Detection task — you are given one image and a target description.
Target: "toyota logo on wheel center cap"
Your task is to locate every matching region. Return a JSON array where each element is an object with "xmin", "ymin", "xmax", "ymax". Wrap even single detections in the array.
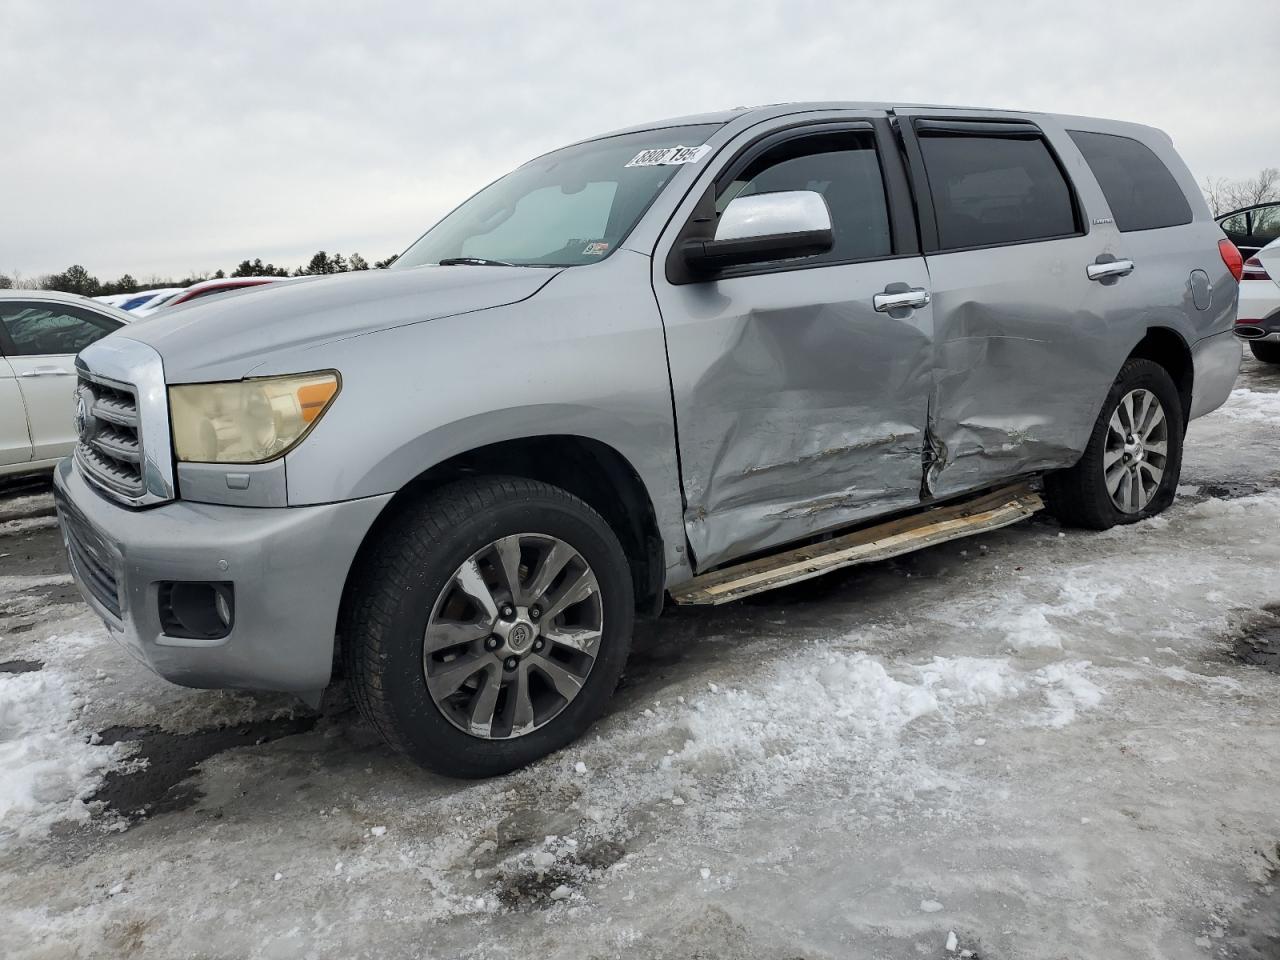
[{"xmin": 507, "ymin": 622, "xmax": 533, "ymax": 652}]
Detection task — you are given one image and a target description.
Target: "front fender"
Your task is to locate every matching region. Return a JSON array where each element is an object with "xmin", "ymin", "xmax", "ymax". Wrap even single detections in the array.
[{"xmin": 278, "ymin": 253, "xmax": 691, "ymax": 581}]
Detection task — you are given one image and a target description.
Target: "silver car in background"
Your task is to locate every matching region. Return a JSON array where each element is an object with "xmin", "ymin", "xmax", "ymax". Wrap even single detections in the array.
[{"xmin": 54, "ymin": 102, "xmax": 1240, "ymax": 776}]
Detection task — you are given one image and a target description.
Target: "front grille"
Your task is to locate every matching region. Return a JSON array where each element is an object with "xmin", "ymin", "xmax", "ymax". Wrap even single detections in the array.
[
  {"xmin": 75, "ymin": 375, "xmax": 144, "ymax": 499},
  {"xmin": 59, "ymin": 505, "xmax": 122, "ymax": 620}
]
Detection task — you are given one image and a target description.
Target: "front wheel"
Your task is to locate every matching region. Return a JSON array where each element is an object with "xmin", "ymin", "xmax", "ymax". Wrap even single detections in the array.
[
  {"xmin": 342, "ymin": 476, "xmax": 634, "ymax": 777},
  {"xmin": 1250, "ymin": 341, "xmax": 1280, "ymax": 365},
  {"xmin": 1044, "ymin": 358, "xmax": 1184, "ymax": 530}
]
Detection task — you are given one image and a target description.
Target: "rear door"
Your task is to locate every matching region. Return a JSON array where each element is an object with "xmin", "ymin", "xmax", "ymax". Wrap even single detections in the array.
[
  {"xmin": 653, "ymin": 114, "xmax": 934, "ymax": 568},
  {"xmin": 0, "ymin": 300, "xmax": 121, "ymax": 460},
  {"xmin": 896, "ymin": 111, "xmax": 1123, "ymax": 498},
  {"xmin": 0, "ymin": 355, "xmax": 33, "ymax": 467}
]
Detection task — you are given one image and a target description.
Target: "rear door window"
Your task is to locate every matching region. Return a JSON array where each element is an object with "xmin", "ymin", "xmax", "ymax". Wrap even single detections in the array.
[
  {"xmin": 916, "ymin": 129, "xmax": 1079, "ymax": 249},
  {"xmin": 1068, "ymin": 130, "xmax": 1192, "ymax": 232}
]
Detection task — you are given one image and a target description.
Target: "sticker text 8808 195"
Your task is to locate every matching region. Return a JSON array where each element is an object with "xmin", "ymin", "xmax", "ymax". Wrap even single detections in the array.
[{"xmin": 624, "ymin": 144, "xmax": 711, "ymax": 168}]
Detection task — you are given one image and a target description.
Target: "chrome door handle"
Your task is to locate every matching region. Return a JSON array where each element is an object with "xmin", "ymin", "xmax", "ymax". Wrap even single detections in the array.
[
  {"xmin": 1086, "ymin": 258, "xmax": 1135, "ymax": 281},
  {"xmin": 873, "ymin": 287, "xmax": 931, "ymax": 312},
  {"xmin": 19, "ymin": 368, "xmax": 73, "ymax": 377}
]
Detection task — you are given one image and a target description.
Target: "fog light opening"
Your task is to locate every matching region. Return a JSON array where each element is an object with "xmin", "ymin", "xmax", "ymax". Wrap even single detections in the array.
[{"xmin": 159, "ymin": 581, "xmax": 235, "ymax": 640}]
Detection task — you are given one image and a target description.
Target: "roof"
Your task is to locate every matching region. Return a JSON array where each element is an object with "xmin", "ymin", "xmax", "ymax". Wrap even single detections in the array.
[
  {"xmin": 590, "ymin": 100, "xmax": 1031, "ymax": 140},
  {"xmin": 1215, "ymin": 200, "xmax": 1280, "ymax": 222}
]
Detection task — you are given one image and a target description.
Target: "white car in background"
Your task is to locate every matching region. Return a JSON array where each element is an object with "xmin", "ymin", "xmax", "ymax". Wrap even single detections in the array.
[
  {"xmin": 1, "ymin": 290, "xmax": 129, "ymax": 477},
  {"xmin": 1235, "ymin": 237, "xmax": 1280, "ymax": 365},
  {"xmin": 122, "ymin": 288, "xmax": 185, "ymax": 316},
  {"xmin": 92, "ymin": 293, "xmax": 135, "ymax": 308}
]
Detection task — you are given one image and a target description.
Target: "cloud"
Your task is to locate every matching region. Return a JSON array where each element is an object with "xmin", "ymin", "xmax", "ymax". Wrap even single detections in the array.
[{"xmin": 2, "ymin": 0, "xmax": 1275, "ymax": 279}]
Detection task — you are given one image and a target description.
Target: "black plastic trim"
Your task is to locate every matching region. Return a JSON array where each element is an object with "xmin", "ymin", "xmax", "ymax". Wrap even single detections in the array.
[{"xmin": 681, "ymin": 229, "xmax": 834, "ymax": 274}]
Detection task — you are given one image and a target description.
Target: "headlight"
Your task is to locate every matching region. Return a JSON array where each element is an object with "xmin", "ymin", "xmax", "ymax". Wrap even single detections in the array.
[{"xmin": 169, "ymin": 371, "xmax": 340, "ymax": 463}]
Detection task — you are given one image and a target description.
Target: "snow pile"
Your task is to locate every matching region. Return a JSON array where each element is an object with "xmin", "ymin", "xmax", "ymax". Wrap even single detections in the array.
[
  {"xmin": 0, "ymin": 665, "xmax": 121, "ymax": 844},
  {"xmin": 1204, "ymin": 388, "xmax": 1280, "ymax": 424},
  {"xmin": 0, "ymin": 515, "xmax": 59, "ymax": 537},
  {"xmin": 674, "ymin": 650, "xmax": 1102, "ymax": 778}
]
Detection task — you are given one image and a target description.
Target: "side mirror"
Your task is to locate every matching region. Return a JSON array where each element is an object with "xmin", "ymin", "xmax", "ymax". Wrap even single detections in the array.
[{"xmin": 681, "ymin": 190, "xmax": 833, "ymax": 274}]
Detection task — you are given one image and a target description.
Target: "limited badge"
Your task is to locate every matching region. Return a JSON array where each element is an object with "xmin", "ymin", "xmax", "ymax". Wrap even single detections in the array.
[
  {"xmin": 582, "ymin": 241, "xmax": 609, "ymax": 256},
  {"xmin": 624, "ymin": 144, "xmax": 711, "ymax": 168}
]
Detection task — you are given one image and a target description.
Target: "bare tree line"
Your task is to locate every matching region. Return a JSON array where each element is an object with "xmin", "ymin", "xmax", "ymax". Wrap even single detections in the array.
[{"xmin": 1202, "ymin": 168, "xmax": 1279, "ymax": 217}]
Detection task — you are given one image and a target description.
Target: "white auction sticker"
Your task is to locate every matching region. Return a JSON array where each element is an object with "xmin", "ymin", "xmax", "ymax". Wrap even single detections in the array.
[{"xmin": 625, "ymin": 144, "xmax": 711, "ymax": 168}]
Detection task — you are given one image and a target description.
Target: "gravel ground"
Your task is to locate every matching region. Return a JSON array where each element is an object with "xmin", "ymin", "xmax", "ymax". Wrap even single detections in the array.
[{"xmin": 1, "ymin": 352, "xmax": 1278, "ymax": 960}]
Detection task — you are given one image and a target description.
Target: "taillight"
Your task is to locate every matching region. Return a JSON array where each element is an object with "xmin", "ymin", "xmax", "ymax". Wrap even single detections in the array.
[
  {"xmin": 1218, "ymin": 239, "xmax": 1239, "ymax": 280},
  {"xmin": 1242, "ymin": 256, "xmax": 1272, "ymax": 282},
  {"xmin": 1219, "ymin": 238, "xmax": 1244, "ymax": 281}
]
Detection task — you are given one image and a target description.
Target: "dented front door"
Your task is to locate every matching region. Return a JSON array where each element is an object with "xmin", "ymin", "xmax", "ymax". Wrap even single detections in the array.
[{"xmin": 657, "ymin": 258, "xmax": 933, "ymax": 569}]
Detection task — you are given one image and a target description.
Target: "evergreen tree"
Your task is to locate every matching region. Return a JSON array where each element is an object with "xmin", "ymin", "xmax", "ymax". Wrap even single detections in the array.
[{"xmin": 43, "ymin": 264, "xmax": 101, "ymax": 296}]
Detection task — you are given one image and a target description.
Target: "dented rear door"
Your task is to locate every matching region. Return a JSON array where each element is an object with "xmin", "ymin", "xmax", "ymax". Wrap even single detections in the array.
[
  {"xmin": 652, "ymin": 114, "xmax": 932, "ymax": 570},
  {"xmin": 896, "ymin": 110, "xmax": 1117, "ymax": 499}
]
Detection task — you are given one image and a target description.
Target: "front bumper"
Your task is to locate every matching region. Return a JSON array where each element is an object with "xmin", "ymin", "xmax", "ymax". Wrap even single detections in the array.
[{"xmin": 53, "ymin": 458, "xmax": 392, "ymax": 694}]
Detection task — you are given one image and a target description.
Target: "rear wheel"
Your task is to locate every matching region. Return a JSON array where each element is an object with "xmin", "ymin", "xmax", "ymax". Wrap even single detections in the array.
[
  {"xmin": 1249, "ymin": 341, "xmax": 1280, "ymax": 365},
  {"xmin": 1044, "ymin": 358, "xmax": 1184, "ymax": 530},
  {"xmin": 342, "ymin": 476, "xmax": 634, "ymax": 777}
]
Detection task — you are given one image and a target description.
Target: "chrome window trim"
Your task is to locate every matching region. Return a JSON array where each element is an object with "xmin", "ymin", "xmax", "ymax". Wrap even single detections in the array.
[{"xmin": 75, "ymin": 336, "xmax": 175, "ymax": 507}]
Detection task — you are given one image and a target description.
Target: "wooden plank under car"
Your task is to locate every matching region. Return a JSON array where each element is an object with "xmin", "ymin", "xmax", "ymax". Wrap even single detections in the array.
[{"xmin": 669, "ymin": 481, "xmax": 1044, "ymax": 605}]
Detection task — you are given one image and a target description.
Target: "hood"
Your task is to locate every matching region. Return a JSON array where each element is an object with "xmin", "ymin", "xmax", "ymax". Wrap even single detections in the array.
[{"xmin": 118, "ymin": 265, "xmax": 561, "ymax": 382}]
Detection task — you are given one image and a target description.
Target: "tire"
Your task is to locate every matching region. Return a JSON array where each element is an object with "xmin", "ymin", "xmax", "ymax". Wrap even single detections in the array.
[
  {"xmin": 342, "ymin": 476, "xmax": 634, "ymax": 778},
  {"xmin": 1249, "ymin": 341, "xmax": 1280, "ymax": 365},
  {"xmin": 1044, "ymin": 358, "xmax": 1184, "ymax": 530}
]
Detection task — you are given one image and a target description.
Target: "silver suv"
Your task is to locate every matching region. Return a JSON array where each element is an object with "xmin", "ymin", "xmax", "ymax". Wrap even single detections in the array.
[{"xmin": 55, "ymin": 102, "xmax": 1241, "ymax": 776}]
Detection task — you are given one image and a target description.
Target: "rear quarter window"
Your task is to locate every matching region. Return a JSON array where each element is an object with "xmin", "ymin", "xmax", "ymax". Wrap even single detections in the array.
[
  {"xmin": 1068, "ymin": 130, "xmax": 1192, "ymax": 232},
  {"xmin": 916, "ymin": 131, "xmax": 1079, "ymax": 250}
]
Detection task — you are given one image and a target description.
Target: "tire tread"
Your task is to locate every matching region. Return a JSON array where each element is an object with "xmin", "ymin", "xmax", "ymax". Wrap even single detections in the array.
[
  {"xmin": 340, "ymin": 475, "xmax": 628, "ymax": 774},
  {"xmin": 1044, "ymin": 357, "xmax": 1184, "ymax": 530}
]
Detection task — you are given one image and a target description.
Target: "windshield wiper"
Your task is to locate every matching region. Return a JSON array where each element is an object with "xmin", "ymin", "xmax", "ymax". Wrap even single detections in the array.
[{"xmin": 437, "ymin": 257, "xmax": 515, "ymax": 267}]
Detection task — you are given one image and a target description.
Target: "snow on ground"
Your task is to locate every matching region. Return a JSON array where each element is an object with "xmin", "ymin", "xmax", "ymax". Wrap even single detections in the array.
[
  {"xmin": 0, "ymin": 648, "xmax": 128, "ymax": 843},
  {"xmin": 0, "ymin": 353, "xmax": 1278, "ymax": 959}
]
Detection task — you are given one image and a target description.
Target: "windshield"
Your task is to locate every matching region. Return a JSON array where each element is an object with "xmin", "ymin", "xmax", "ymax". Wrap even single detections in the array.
[{"xmin": 394, "ymin": 124, "xmax": 721, "ymax": 269}]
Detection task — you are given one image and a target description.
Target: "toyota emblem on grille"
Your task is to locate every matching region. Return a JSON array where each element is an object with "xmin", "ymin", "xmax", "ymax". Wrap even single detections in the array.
[{"xmin": 74, "ymin": 390, "xmax": 94, "ymax": 443}]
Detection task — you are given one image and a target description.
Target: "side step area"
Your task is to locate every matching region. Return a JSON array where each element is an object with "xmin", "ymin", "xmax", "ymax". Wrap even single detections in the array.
[{"xmin": 670, "ymin": 482, "xmax": 1044, "ymax": 605}]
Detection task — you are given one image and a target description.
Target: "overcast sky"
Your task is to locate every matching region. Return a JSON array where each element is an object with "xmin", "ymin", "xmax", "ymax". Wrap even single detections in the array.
[{"xmin": 3, "ymin": 0, "xmax": 1278, "ymax": 282}]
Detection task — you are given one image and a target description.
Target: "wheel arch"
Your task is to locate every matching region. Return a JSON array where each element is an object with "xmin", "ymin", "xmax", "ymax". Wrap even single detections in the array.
[
  {"xmin": 337, "ymin": 434, "xmax": 667, "ymax": 661},
  {"xmin": 1126, "ymin": 326, "xmax": 1193, "ymax": 423}
]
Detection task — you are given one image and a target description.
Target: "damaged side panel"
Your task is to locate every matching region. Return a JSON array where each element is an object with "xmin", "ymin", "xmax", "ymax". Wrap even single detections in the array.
[
  {"xmin": 923, "ymin": 238, "xmax": 1123, "ymax": 498},
  {"xmin": 656, "ymin": 259, "xmax": 935, "ymax": 569}
]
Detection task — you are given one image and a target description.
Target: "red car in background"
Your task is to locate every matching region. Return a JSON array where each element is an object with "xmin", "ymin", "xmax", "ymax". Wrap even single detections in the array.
[{"xmin": 159, "ymin": 276, "xmax": 284, "ymax": 309}]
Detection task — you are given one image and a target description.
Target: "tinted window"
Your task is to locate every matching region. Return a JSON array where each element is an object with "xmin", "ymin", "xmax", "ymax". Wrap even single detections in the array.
[
  {"xmin": 717, "ymin": 130, "xmax": 892, "ymax": 265},
  {"xmin": 1251, "ymin": 203, "xmax": 1280, "ymax": 246},
  {"xmin": 0, "ymin": 302, "xmax": 119, "ymax": 356},
  {"xmin": 1068, "ymin": 131, "xmax": 1192, "ymax": 232},
  {"xmin": 1219, "ymin": 211, "xmax": 1251, "ymax": 246},
  {"xmin": 917, "ymin": 132, "xmax": 1077, "ymax": 249}
]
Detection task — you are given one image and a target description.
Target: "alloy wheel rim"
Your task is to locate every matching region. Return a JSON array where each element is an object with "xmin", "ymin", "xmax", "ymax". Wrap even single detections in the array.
[
  {"xmin": 1104, "ymin": 388, "xmax": 1169, "ymax": 514},
  {"xmin": 422, "ymin": 533, "xmax": 602, "ymax": 739}
]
